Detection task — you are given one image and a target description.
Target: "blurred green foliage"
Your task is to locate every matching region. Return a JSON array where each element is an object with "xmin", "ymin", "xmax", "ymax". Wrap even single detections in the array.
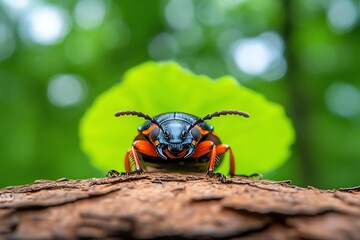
[
  {"xmin": 79, "ymin": 61, "xmax": 294, "ymax": 175},
  {"xmin": 1, "ymin": 0, "xmax": 360, "ymax": 189}
]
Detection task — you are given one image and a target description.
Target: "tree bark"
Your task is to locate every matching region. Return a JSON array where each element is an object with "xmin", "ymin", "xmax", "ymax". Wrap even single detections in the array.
[{"xmin": 0, "ymin": 173, "xmax": 359, "ymax": 239}]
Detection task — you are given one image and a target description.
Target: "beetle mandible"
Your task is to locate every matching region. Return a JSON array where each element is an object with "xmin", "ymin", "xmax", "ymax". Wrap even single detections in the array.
[{"xmin": 109, "ymin": 110, "xmax": 249, "ymax": 178}]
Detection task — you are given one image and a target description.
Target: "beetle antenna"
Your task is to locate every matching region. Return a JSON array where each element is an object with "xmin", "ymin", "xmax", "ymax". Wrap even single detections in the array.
[
  {"xmin": 114, "ymin": 110, "xmax": 165, "ymax": 132},
  {"xmin": 185, "ymin": 110, "xmax": 250, "ymax": 133}
]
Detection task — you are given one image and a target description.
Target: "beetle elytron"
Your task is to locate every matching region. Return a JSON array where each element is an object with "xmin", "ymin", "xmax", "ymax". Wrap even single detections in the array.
[{"xmin": 108, "ymin": 110, "xmax": 249, "ymax": 178}]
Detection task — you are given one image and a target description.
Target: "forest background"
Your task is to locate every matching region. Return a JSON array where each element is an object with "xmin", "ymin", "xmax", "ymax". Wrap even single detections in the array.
[{"xmin": 0, "ymin": 0, "xmax": 359, "ymax": 189}]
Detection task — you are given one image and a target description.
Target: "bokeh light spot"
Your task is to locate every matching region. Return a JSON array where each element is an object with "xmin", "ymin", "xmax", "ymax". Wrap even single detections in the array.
[
  {"xmin": 174, "ymin": 22, "xmax": 203, "ymax": 47},
  {"xmin": 148, "ymin": 32, "xmax": 178, "ymax": 60},
  {"xmin": 232, "ymin": 32, "xmax": 286, "ymax": 80},
  {"xmin": 260, "ymin": 32, "xmax": 284, "ymax": 52},
  {"xmin": 233, "ymin": 39, "xmax": 271, "ymax": 75},
  {"xmin": 19, "ymin": 5, "xmax": 71, "ymax": 45},
  {"xmin": 327, "ymin": 0, "xmax": 358, "ymax": 34},
  {"xmin": 74, "ymin": 0, "xmax": 106, "ymax": 30},
  {"xmin": 47, "ymin": 74, "xmax": 86, "ymax": 107},
  {"xmin": 0, "ymin": 21, "xmax": 15, "ymax": 61},
  {"xmin": 196, "ymin": 0, "xmax": 224, "ymax": 26},
  {"xmin": 262, "ymin": 57, "xmax": 287, "ymax": 81},
  {"xmin": 164, "ymin": 0, "xmax": 194, "ymax": 30},
  {"xmin": 1, "ymin": 0, "xmax": 32, "ymax": 12},
  {"xmin": 325, "ymin": 82, "xmax": 360, "ymax": 117}
]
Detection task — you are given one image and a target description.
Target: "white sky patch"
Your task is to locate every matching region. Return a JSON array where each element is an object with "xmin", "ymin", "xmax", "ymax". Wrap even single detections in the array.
[
  {"xmin": 19, "ymin": 4, "xmax": 71, "ymax": 45},
  {"xmin": 232, "ymin": 32, "xmax": 286, "ymax": 80},
  {"xmin": 233, "ymin": 39, "xmax": 273, "ymax": 75},
  {"xmin": 1, "ymin": 0, "xmax": 32, "ymax": 10}
]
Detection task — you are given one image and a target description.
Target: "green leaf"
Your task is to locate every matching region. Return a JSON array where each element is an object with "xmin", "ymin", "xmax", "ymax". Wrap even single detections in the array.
[{"xmin": 79, "ymin": 61, "xmax": 295, "ymax": 175}]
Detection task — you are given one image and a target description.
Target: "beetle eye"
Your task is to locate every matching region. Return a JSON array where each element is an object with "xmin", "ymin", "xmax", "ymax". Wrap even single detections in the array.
[
  {"xmin": 149, "ymin": 127, "xmax": 160, "ymax": 142},
  {"xmin": 164, "ymin": 131, "xmax": 170, "ymax": 139},
  {"xmin": 190, "ymin": 128, "xmax": 201, "ymax": 142},
  {"xmin": 181, "ymin": 131, "xmax": 187, "ymax": 139}
]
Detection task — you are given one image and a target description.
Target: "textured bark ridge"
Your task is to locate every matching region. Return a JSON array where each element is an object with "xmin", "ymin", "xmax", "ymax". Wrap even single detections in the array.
[{"xmin": 0, "ymin": 173, "xmax": 359, "ymax": 239}]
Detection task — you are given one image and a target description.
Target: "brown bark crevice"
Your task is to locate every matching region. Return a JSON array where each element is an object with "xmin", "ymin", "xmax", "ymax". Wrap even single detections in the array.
[{"xmin": 0, "ymin": 173, "xmax": 359, "ymax": 239}]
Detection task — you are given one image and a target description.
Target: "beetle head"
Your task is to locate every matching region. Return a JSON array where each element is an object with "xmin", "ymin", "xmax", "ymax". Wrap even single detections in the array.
[
  {"xmin": 115, "ymin": 111, "xmax": 200, "ymax": 160},
  {"xmin": 153, "ymin": 121, "xmax": 201, "ymax": 159},
  {"xmin": 115, "ymin": 110, "xmax": 250, "ymax": 160}
]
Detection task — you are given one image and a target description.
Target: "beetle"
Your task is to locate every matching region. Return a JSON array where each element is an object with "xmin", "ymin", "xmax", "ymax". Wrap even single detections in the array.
[{"xmin": 107, "ymin": 110, "xmax": 249, "ymax": 179}]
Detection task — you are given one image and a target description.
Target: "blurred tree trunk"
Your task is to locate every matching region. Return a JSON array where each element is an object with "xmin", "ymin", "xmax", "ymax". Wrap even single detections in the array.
[
  {"xmin": 282, "ymin": 0, "xmax": 315, "ymax": 185},
  {"xmin": 0, "ymin": 173, "xmax": 359, "ymax": 239}
]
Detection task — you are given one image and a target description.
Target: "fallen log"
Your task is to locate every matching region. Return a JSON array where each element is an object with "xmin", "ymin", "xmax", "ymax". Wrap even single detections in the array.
[{"xmin": 0, "ymin": 173, "xmax": 359, "ymax": 239}]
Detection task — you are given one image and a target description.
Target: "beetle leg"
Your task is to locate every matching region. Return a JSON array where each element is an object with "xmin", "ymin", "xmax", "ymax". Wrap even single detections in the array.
[
  {"xmin": 124, "ymin": 147, "xmax": 141, "ymax": 173},
  {"xmin": 206, "ymin": 171, "xmax": 227, "ymax": 182},
  {"xmin": 124, "ymin": 149, "xmax": 132, "ymax": 172},
  {"xmin": 128, "ymin": 140, "xmax": 159, "ymax": 172},
  {"xmin": 106, "ymin": 150, "xmax": 138, "ymax": 177},
  {"xmin": 215, "ymin": 144, "xmax": 235, "ymax": 177},
  {"xmin": 112, "ymin": 140, "xmax": 158, "ymax": 175},
  {"xmin": 191, "ymin": 141, "xmax": 215, "ymax": 157},
  {"xmin": 106, "ymin": 169, "xmax": 120, "ymax": 177},
  {"xmin": 191, "ymin": 140, "xmax": 217, "ymax": 172},
  {"xmin": 192, "ymin": 141, "xmax": 236, "ymax": 177}
]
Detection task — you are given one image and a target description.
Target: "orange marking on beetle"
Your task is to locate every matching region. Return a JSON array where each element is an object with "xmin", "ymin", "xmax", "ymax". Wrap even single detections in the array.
[
  {"xmin": 195, "ymin": 125, "xmax": 209, "ymax": 135},
  {"xmin": 141, "ymin": 125, "xmax": 157, "ymax": 135},
  {"xmin": 163, "ymin": 149, "xmax": 188, "ymax": 159}
]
